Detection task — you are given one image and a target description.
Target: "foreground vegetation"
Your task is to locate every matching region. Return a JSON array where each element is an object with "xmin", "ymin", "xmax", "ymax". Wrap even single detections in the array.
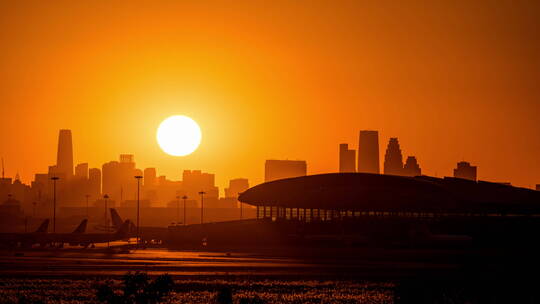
[{"xmin": 0, "ymin": 275, "xmax": 393, "ymax": 304}]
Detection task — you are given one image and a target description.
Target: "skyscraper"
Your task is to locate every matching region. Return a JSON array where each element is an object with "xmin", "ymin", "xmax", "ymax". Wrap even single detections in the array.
[
  {"xmin": 339, "ymin": 144, "xmax": 356, "ymax": 173},
  {"xmin": 454, "ymin": 161, "xmax": 477, "ymax": 181},
  {"xmin": 75, "ymin": 163, "xmax": 89, "ymax": 180},
  {"xmin": 56, "ymin": 129, "xmax": 74, "ymax": 179},
  {"xmin": 182, "ymin": 170, "xmax": 219, "ymax": 207},
  {"xmin": 384, "ymin": 138, "xmax": 404, "ymax": 175},
  {"xmin": 224, "ymin": 178, "xmax": 250, "ymax": 198},
  {"xmin": 357, "ymin": 130, "xmax": 379, "ymax": 174},
  {"xmin": 403, "ymin": 156, "xmax": 421, "ymax": 176},
  {"xmin": 144, "ymin": 168, "xmax": 157, "ymax": 188},
  {"xmin": 102, "ymin": 155, "xmax": 137, "ymax": 202},
  {"xmin": 88, "ymin": 168, "xmax": 101, "ymax": 197}
]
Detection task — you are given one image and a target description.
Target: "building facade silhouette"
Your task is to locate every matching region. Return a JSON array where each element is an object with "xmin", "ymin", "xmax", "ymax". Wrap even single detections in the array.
[
  {"xmin": 102, "ymin": 154, "xmax": 137, "ymax": 203},
  {"xmin": 144, "ymin": 168, "xmax": 157, "ymax": 188},
  {"xmin": 339, "ymin": 144, "xmax": 356, "ymax": 173},
  {"xmin": 75, "ymin": 163, "xmax": 88, "ymax": 180},
  {"xmin": 403, "ymin": 156, "xmax": 421, "ymax": 176},
  {"xmin": 88, "ymin": 168, "xmax": 101, "ymax": 198},
  {"xmin": 384, "ymin": 138, "xmax": 404, "ymax": 175},
  {"xmin": 182, "ymin": 170, "xmax": 219, "ymax": 206},
  {"xmin": 56, "ymin": 129, "xmax": 74, "ymax": 180},
  {"xmin": 453, "ymin": 161, "xmax": 477, "ymax": 181},
  {"xmin": 357, "ymin": 130, "xmax": 379, "ymax": 174},
  {"xmin": 225, "ymin": 178, "xmax": 249, "ymax": 198}
]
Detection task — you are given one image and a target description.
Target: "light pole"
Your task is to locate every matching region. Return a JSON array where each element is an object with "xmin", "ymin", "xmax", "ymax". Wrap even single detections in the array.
[
  {"xmin": 50, "ymin": 176, "xmax": 59, "ymax": 233},
  {"xmin": 103, "ymin": 194, "xmax": 109, "ymax": 247},
  {"xmin": 182, "ymin": 195, "xmax": 188, "ymax": 225},
  {"xmin": 175, "ymin": 195, "xmax": 181, "ymax": 224},
  {"xmin": 85, "ymin": 194, "xmax": 90, "ymax": 219},
  {"xmin": 135, "ymin": 175, "xmax": 143, "ymax": 246},
  {"xmin": 103, "ymin": 194, "xmax": 109, "ymax": 226},
  {"xmin": 240, "ymin": 201, "xmax": 243, "ymax": 220},
  {"xmin": 198, "ymin": 191, "xmax": 206, "ymax": 224}
]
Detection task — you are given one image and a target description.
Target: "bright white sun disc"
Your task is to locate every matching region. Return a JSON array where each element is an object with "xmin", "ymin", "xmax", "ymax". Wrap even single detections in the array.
[{"xmin": 157, "ymin": 115, "xmax": 201, "ymax": 156}]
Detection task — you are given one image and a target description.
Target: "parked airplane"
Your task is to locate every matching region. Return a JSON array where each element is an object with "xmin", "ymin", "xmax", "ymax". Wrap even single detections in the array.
[
  {"xmin": 93, "ymin": 208, "xmax": 134, "ymax": 232},
  {"xmin": 109, "ymin": 209, "xmax": 167, "ymax": 244},
  {"xmin": 0, "ymin": 219, "xmax": 81, "ymax": 248},
  {"xmin": 44, "ymin": 219, "xmax": 132, "ymax": 248},
  {"xmin": 0, "ymin": 219, "xmax": 49, "ymax": 247}
]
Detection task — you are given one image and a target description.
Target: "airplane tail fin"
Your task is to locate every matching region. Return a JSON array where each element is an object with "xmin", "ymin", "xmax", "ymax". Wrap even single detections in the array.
[
  {"xmin": 36, "ymin": 219, "xmax": 49, "ymax": 233},
  {"xmin": 115, "ymin": 220, "xmax": 132, "ymax": 237},
  {"xmin": 72, "ymin": 219, "xmax": 88, "ymax": 234},
  {"xmin": 110, "ymin": 208, "xmax": 124, "ymax": 229}
]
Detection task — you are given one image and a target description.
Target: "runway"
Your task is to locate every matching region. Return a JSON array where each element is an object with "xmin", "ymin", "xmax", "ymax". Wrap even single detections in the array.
[{"xmin": 0, "ymin": 246, "xmax": 461, "ymax": 279}]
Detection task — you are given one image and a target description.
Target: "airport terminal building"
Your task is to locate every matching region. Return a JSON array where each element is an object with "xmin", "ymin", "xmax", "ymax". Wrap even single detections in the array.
[
  {"xmin": 169, "ymin": 173, "xmax": 540, "ymax": 248},
  {"xmin": 238, "ymin": 173, "xmax": 540, "ymax": 221}
]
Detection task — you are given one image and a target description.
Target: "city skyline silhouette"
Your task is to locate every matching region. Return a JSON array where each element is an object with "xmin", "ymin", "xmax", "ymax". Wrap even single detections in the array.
[{"xmin": 1, "ymin": 2, "xmax": 539, "ymax": 190}]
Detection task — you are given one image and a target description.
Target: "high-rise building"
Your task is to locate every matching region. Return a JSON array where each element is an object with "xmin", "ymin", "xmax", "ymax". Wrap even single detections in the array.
[
  {"xmin": 102, "ymin": 155, "xmax": 137, "ymax": 202},
  {"xmin": 88, "ymin": 168, "xmax": 101, "ymax": 197},
  {"xmin": 339, "ymin": 144, "xmax": 356, "ymax": 173},
  {"xmin": 56, "ymin": 129, "xmax": 74, "ymax": 180},
  {"xmin": 75, "ymin": 163, "xmax": 89, "ymax": 180},
  {"xmin": 453, "ymin": 161, "xmax": 477, "ymax": 181},
  {"xmin": 144, "ymin": 168, "xmax": 157, "ymax": 188},
  {"xmin": 224, "ymin": 178, "xmax": 249, "ymax": 198},
  {"xmin": 182, "ymin": 170, "xmax": 219, "ymax": 207},
  {"xmin": 264, "ymin": 160, "xmax": 307, "ymax": 182},
  {"xmin": 357, "ymin": 130, "xmax": 379, "ymax": 174},
  {"xmin": 403, "ymin": 156, "xmax": 421, "ymax": 177},
  {"xmin": 384, "ymin": 138, "xmax": 404, "ymax": 175}
]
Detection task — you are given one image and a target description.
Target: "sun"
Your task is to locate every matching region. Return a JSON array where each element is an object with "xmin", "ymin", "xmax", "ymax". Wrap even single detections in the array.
[{"xmin": 156, "ymin": 115, "xmax": 202, "ymax": 156}]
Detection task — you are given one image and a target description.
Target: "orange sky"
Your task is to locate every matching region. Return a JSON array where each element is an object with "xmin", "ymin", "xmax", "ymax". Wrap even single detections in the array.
[{"xmin": 1, "ymin": 1, "xmax": 539, "ymax": 190}]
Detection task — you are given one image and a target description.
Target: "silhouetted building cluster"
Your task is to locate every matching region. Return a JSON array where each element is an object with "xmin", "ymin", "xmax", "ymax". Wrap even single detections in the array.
[
  {"xmin": 340, "ymin": 131, "xmax": 422, "ymax": 177},
  {"xmin": 0, "ymin": 130, "xmax": 103, "ymax": 216},
  {"xmin": 382, "ymin": 138, "xmax": 422, "ymax": 177},
  {"xmin": 2, "ymin": 127, "xmax": 531, "ymax": 226},
  {"xmin": 454, "ymin": 161, "xmax": 477, "ymax": 181},
  {"xmin": 0, "ymin": 129, "xmax": 251, "ymax": 222}
]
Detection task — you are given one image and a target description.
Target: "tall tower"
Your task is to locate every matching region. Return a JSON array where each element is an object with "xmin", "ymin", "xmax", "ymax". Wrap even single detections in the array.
[
  {"xmin": 56, "ymin": 129, "xmax": 74, "ymax": 179},
  {"xmin": 144, "ymin": 168, "xmax": 157, "ymax": 188},
  {"xmin": 339, "ymin": 144, "xmax": 356, "ymax": 173},
  {"xmin": 384, "ymin": 138, "xmax": 404, "ymax": 175},
  {"xmin": 453, "ymin": 161, "xmax": 477, "ymax": 181},
  {"xmin": 357, "ymin": 130, "xmax": 380, "ymax": 174},
  {"xmin": 403, "ymin": 156, "xmax": 421, "ymax": 176}
]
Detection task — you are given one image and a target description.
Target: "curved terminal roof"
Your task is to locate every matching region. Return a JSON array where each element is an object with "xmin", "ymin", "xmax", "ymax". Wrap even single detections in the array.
[{"xmin": 238, "ymin": 173, "xmax": 540, "ymax": 214}]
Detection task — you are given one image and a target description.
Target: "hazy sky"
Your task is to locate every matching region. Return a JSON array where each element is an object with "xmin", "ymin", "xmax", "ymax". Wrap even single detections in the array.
[{"xmin": 1, "ymin": 1, "xmax": 539, "ymax": 190}]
